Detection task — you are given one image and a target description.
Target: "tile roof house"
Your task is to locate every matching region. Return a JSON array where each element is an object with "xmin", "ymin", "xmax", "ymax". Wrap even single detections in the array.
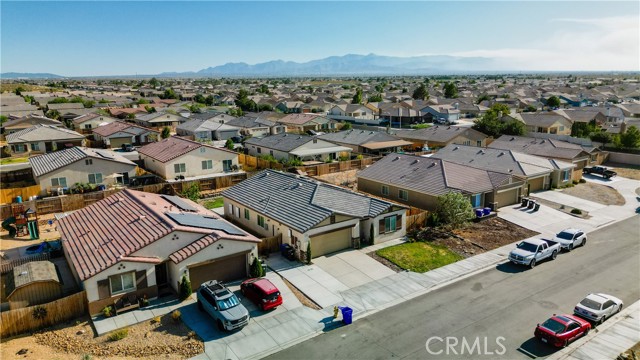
[
  {"xmin": 420, "ymin": 104, "xmax": 461, "ymax": 123},
  {"xmin": 93, "ymin": 121, "xmax": 159, "ymax": 148},
  {"xmin": 133, "ymin": 111, "xmax": 188, "ymax": 130},
  {"xmin": 138, "ymin": 136, "xmax": 240, "ymax": 180},
  {"xmin": 175, "ymin": 118, "xmax": 241, "ymax": 141},
  {"xmin": 432, "ymin": 144, "xmax": 575, "ymax": 194},
  {"xmin": 244, "ymin": 133, "xmax": 352, "ymax": 162},
  {"xmin": 318, "ymin": 129, "xmax": 412, "ymax": 155},
  {"xmin": 6, "ymin": 125, "xmax": 86, "ymax": 156},
  {"xmin": 391, "ymin": 126, "xmax": 489, "ymax": 150},
  {"xmin": 1, "ymin": 115, "xmax": 63, "ymax": 135},
  {"xmin": 488, "ymin": 135, "xmax": 592, "ymax": 182},
  {"xmin": 29, "ymin": 147, "xmax": 137, "ymax": 195},
  {"xmin": 506, "ymin": 113, "xmax": 572, "ymax": 135},
  {"xmin": 71, "ymin": 113, "xmax": 119, "ymax": 134},
  {"xmin": 275, "ymin": 113, "xmax": 338, "ymax": 133},
  {"xmin": 357, "ymin": 153, "xmax": 526, "ymax": 211},
  {"xmin": 328, "ymin": 104, "xmax": 377, "ymax": 124},
  {"xmin": 58, "ymin": 189, "xmax": 260, "ymax": 315},
  {"xmin": 225, "ymin": 115, "xmax": 286, "ymax": 138},
  {"xmin": 222, "ymin": 170, "xmax": 407, "ymax": 258}
]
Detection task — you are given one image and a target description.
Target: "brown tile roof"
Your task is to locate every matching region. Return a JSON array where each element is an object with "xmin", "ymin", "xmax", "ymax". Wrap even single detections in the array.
[
  {"xmin": 58, "ymin": 189, "xmax": 259, "ymax": 281},
  {"xmin": 92, "ymin": 121, "xmax": 158, "ymax": 137},
  {"xmin": 137, "ymin": 136, "xmax": 235, "ymax": 163},
  {"xmin": 278, "ymin": 113, "xmax": 323, "ymax": 125}
]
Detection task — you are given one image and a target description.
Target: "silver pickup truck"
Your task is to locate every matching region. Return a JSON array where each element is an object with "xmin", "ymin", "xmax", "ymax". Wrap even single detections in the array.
[{"xmin": 509, "ymin": 238, "xmax": 560, "ymax": 268}]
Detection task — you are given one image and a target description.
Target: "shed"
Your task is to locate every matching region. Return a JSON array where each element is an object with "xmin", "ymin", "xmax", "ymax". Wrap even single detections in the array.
[{"xmin": 5, "ymin": 261, "xmax": 62, "ymax": 309}]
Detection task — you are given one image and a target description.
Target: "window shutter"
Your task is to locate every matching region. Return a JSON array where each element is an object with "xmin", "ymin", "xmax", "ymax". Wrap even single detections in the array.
[
  {"xmin": 379, "ymin": 219, "xmax": 385, "ymax": 234},
  {"xmin": 136, "ymin": 270, "xmax": 147, "ymax": 289},
  {"xmin": 97, "ymin": 279, "xmax": 110, "ymax": 299}
]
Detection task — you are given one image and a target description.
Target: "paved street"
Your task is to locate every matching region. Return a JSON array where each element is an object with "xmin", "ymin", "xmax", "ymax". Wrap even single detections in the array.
[{"xmin": 266, "ymin": 215, "xmax": 640, "ymax": 360}]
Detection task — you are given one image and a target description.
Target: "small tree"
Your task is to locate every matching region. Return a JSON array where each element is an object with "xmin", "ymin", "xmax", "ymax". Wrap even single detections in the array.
[
  {"xmin": 161, "ymin": 126, "xmax": 171, "ymax": 139},
  {"xmin": 182, "ymin": 183, "xmax": 200, "ymax": 201},
  {"xmin": 351, "ymin": 87, "xmax": 363, "ymax": 104},
  {"xmin": 225, "ymin": 138, "xmax": 235, "ymax": 150},
  {"xmin": 341, "ymin": 121, "xmax": 352, "ymax": 130},
  {"xmin": 369, "ymin": 223, "xmax": 374, "ymax": 245},
  {"xmin": 179, "ymin": 275, "xmax": 192, "ymax": 301},
  {"xmin": 250, "ymin": 257, "xmax": 265, "ymax": 278},
  {"xmin": 443, "ymin": 82, "xmax": 458, "ymax": 99},
  {"xmin": 435, "ymin": 192, "xmax": 474, "ymax": 230},
  {"xmin": 306, "ymin": 241, "xmax": 312, "ymax": 264},
  {"xmin": 412, "ymin": 83, "xmax": 429, "ymax": 101},
  {"xmin": 618, "ymin": 125, "xmax": 640, "ymax": 149},
  {"xmin": 546, "ymin": 96, "xmax": 561, "ymax": 108}
]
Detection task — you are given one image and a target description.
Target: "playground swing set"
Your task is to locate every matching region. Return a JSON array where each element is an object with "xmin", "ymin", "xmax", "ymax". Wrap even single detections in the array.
[{"xmin": 2, "ymin": 203, "xmax": 39, "ymax": 239}]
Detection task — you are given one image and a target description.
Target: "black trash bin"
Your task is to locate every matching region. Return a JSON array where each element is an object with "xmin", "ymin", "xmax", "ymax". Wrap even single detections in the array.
[
  {"xmin": 521, "ymin": 198, "xmax": 529, "ymax": 207},
  {"xmin": 340, "ymin": 306, "xmax": 353, "ymax": 325}
]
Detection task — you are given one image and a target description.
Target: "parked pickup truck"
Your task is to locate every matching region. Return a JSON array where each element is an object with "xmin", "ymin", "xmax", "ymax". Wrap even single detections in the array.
[
  {"xmin": 509, "ymin": 238, "xmax": 560, "ymax": 268},
  {"xmin": 583, "ymin": 166, "xmax": 616, "ymax": 179}
]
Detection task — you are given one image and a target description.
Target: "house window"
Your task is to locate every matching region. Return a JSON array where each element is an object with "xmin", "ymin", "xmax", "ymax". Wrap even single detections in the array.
[
  {"xmin": 559, "ymin": 126, "xmax": 565, "ymax": 131},
  {"xmin": 85, "ymin": 159, "xmax": 93, "ymax": 165},
  {"xmin": 200, "ymin": 147, "xmax": 206, "ymax": 153},
  {"xmin": 270, "ymin": 150, "xmax": 274, "ymax": 156},
  {"xmin": 562, "ymin": 169, "xmax": 570, "ymax": 182},
  {"xmin": 463, "ymin": 140, "xmax": 471, "ymax": 146},
  {"xmin": 11, "ymin": 144, "xmax": 26, "ymax": 153},
  {"xmin": 471, "ymin": 194, "xmax": 482, "ymax": 208},
  {"xmin": 201, "ymin": 160, "xmax": 213, "ymax": 170},
  {"xmin": 31, "ymin": 143, "xmax": 40, "ymax": 151},
  {"xmin": 244, "ymin": 209, "xmax": 250, "ymax": 220},
  {"xmin": 257, "ymin": 147, "xmax": 262, "ymax": 154},
  {"xmin": 590, "ymin": 154, "xmax": 598, "ymax": 162},
  {"xmin": 109, "ymin": 272, "xmax": 136, "ymax": 295},
  {"xmin": 477, "ymin": 140, "xmax": 482, "ymax": 147},
  {"xmin": 379, "ymin": 214, "xmax": 402, "ymax": 234},
  {"xmin": 330, "ymin": 215, "xmax": 336, "ymax": 224},
  {"xmin": 382, "ymin": 185, "xmax": 389, "ymax": 196},
  {"xmin": 223, "ymin": 159, "xmax": 232, "ymax": 172},
  {"xmin": 257, "ymin": 215, "xmax": 267, "ymax": 230},
  {"xmin": 51, "ymin": 177, "xmax": 67, "ymax": 187},
  {"xmin": 84, "ymin": 124, "xmax": 92, "ymax": 129},
  {"xmin": 398, "ymin": 189, "xmax": 408, "ymax": 201},
  {"xmin": 88, "ymin": 173, "xmax": 103, "ymax": 184},
  {"xmin": 174, "ymin": 163, "xmax": 186, "ymax": 173}
]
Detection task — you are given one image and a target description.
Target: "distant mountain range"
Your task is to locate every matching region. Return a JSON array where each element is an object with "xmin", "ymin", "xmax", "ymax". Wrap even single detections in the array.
[{"xmin": 2, "ymin": 53, "xmax": 508, "ymax": 79}]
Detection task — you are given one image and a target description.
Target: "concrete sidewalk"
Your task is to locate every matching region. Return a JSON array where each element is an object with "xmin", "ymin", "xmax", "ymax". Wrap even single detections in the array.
[{"xmin": 549, "ymin": 300, "xmax": 640, "ymax": 360}]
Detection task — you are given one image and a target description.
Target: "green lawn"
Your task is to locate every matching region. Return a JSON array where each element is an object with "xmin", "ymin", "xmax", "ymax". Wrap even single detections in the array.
[
  {"xmin": 203, "ymin": 198, "xmax": 224, "ymax": 209},
  {"xmin": 376, "ymin": 242, "xmax": 463, "ymax": 273},
  {"xmin": 0, "ymin": 157, "xmax": 29, "ymax": 165},
  {"xmin": 411, "ymin": 123, "xmax": 432, "ymax": 129}
]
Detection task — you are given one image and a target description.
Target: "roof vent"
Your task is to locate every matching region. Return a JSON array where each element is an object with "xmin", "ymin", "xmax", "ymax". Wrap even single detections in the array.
[
  {"xmin": 499, "ymin": 152, "xmax": 505, "ymax": 156},
  {"xmin": 510, "ymin": 137, "xmax": 515, "ymax": 141},
  {"xmin": 394, "ymin": 156, "xmax": 401, "ymax": 161},
  {"xmin": 138, "ymin": 215, "xmax": 146, "ymax": 221},
  {"xmin": 429, "ymin": 162, "xmax": 438, "ymax": 168},
  {"xmin": 454, "ymin": 146, "xmax": 459, "ymax": 150},
  {"xmin": 412, "ymin": 159, "xmax": 420, "ymax": 165}
]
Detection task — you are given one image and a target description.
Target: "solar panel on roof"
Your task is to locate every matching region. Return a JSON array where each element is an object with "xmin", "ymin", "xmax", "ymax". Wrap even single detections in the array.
[
  {"xmin": 166, "ymin": 213, "xmax": 247, "ymax": 236},
  {"xmin": 161, "ymin": 195, "xmax": 198, "ymax": 212}
]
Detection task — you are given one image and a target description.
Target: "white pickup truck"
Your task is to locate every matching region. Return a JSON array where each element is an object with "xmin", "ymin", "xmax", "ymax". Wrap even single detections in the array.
[{"xmin": 508, "ymin": 238, "xmax": 560, "ymax": 268}]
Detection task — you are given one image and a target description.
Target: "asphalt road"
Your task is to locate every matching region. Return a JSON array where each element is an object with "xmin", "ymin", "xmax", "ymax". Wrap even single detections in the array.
[{"xmin": 266, "ymin": 216, "xmax": 640, "ymax": 360}]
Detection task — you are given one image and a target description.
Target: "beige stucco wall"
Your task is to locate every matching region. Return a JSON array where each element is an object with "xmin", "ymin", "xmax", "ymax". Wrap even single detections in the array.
[
  {"xmin": 357, "ymin": 177, "xmax": 438, "ymax": 211},
  {"xmin": 141, "ymin": 146, "xmax": 238, "ymax": 180},
  {"xmin": 76, "ymin": 116, "xmax": 117, "ymax": 131},
  {"xmin": 36, "ymin": 158, "xmax": 136, "ymax": 194}
]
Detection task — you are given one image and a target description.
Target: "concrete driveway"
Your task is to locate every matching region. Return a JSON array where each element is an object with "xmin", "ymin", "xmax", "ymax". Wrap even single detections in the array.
[{"xmin": 183, "ymin": 271, "xmax": 338, "ymax": 360}]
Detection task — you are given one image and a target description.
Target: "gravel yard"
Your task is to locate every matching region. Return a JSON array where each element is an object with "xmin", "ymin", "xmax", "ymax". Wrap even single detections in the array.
[
  {"xmin": 1, "ymin": 314, "xmax": 203, "ymax": 360},
  {"xmin": 605, "ymin": 162, "xmax": 640, "ymax": 181},
  {"xmin": 314, "ymin": 170, "xmax": 359, "ymax": 190},
  {"xmin": 560, "ymin": 182, "xmax": 625, "ymax": 206}
]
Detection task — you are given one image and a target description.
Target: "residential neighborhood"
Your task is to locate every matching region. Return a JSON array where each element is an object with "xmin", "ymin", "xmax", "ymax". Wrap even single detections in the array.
[{"xmin": 1, "ymin": 1, "xmax": 639, "ymax": 360}]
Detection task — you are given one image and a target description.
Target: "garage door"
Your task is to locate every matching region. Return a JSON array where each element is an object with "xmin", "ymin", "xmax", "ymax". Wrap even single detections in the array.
[
  {"xmin": 188, "ymin": 253, "xmax": 247, "ymax": 289},
  {"xmin": 310, "ymin": 227, "xmax": 352, "ymax": 258},
  {"xmin": 527, "ymin": 176, "xmax": 545, "ymax": 193},
  {"xmin": 494, "ymin": 188, "xmax": 519, "ymax": 208},
  {"xmin": 109, "ymin": 137, "xmax": 130, "ymax": 149}
]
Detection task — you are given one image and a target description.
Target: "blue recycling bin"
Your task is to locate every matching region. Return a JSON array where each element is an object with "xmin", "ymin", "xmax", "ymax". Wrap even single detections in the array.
[
  {"xmin": 475, "ymin": 209, "xmax": 483, "ymax": 218},
  {"xmin": 340, "ymin": 306, "xmax": 353, "ymax": 325},
  {"xmin": 483, "ymin": 207, "xmax": 491, "ymax": 216}
]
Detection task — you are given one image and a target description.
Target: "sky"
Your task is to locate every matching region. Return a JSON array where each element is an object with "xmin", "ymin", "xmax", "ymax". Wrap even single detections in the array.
[{"xmin": 1, "ymin": 1, "xmax": 639, "ymax": 76}]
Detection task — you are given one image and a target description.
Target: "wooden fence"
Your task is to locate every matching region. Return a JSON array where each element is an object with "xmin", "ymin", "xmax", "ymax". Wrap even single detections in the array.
[
  {"xmin": 406, "ymin": 211, "xmax": 429, "ymax": 231},
  {"xmin": 0, "ymin": 185, "xmax": 41, "ymax": 204},
  {"xmin": 238, "ymin": 154, "xmax": 381, "ymax": 176},
  {"xmin": 258, "ymin": 234, "xmax": 283, "ymax": 255},
  {"xmin": 0, "ymin": 291, "xmax": 87, "ymax": 338},
  {"xmin": 0, "ymin": 253, "xmax": 50, "ymax": 274}
]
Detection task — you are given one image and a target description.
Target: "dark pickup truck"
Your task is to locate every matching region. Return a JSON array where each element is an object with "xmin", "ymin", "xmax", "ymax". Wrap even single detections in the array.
[{"xmin": 583, "ymin": 166, "xmax": 617, "ymax": 179}]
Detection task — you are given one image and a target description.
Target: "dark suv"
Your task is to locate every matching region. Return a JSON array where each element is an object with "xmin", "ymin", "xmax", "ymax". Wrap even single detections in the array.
[{"xmin": 197, "ymin": 280, "xmax": 250, "ymax": 331}]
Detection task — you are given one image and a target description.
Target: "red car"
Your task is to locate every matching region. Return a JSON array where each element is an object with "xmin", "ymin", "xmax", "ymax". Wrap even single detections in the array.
[
  {"xmin": 240, "ymin": 278, "xmax": 283, "ymax": 311},
  {"xmin": 534, "ymin": 314, "xmax": 591, "ymax": 347}
]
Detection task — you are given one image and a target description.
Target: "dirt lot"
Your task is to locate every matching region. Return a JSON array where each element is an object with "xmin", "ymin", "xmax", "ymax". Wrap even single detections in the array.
[
  {"xmin": 314, "ymin": 170, "xmax": 358, "ymax": 190},
  {"xmin": 1, "ymin": 213, "xmax": 61, "ymax": 251},
  {"xmin": 605, "ymin": 162, "xmax": 640, "ymax": 180},
  {"xmin": 1, "ymin": 314, "xmax": 203, "ymax": 360},
  {"xmin": 411, "ymin": 217, "xmax": 539, "ymax": 258},
  {"xmin": 559, "ymin": 182, "xmax": 625, "ymax": 206}
]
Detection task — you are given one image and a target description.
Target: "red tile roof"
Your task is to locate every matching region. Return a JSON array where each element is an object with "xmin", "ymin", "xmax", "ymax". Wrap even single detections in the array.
[
  {"xmin": 278, "ymin": 113, "xmax": 323, "ymax": 125},
  {"xmin": 137, "ymin": 136, "xmax": 235, "ymax": 163},
  {"xmin": 58, "ymin": 189, "xmax": 259, "ymax": 281}
]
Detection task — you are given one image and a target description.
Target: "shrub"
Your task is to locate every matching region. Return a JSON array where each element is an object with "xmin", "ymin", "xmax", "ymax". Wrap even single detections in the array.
[
  {"xmin": 152, "ymin": 316, "xmax": 161, "ymax": 324},
  {"xmin": 426, "ymin": 212, "xmax": 440, "ymax": 227},
  {"xmin": 435, "ymin": 192, "xmax": 474, "ymax": 230},
  {"xmin": 102, "ymin": 306, "xmax": 113, "ymax": 318},
  {"xmin": 306, "ymin": 241, "xmax": 312, "ymax": 264},
  {"xmin": 108, "ymin": 328, "xmax": 128, "ymax": 341},
  {"xmin": 81, "ymin": 354, "xmax": 93, "ymax": 360},
  {"xmin": 356, "ymin": 154, "xmax": 363, "ymax": 160},
  {"xmin": 250, "ymin": 257, "xmax": 265, "ymax": 278},
  {"xmin": 573, "ymin": 180, "xmax": 579, "ymax": 185},
  {"xmin": 579, "ymin": 178, "xmax": 586, "ymax": 183},
  {"xmin": 179, "ymin": 275, "xmax": 192, "ymax": 301},
  {"xmin": 32, "ymin": 306, "xmax": 47, "ymax": 320},
  {"xmin": 172, "ymin": 310, "xmax": 181, "ymax": 323},
  {"xmin": 571, "ymin": 208, "xmax": 583, "ymax": 215}
]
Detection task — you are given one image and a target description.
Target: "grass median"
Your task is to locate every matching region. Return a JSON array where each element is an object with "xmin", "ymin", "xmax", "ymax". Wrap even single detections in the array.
[{"xmin": 376, "ymin": 242, "xmax": 463, "ymax": 273}]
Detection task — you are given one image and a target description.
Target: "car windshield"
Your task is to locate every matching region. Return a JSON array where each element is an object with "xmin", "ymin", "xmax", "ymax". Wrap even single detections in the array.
[
  {"xmin": 580, "ymin": 298, "xmax": 602, "ymax": 310},
  {"xmin": 216, "ymin": 295, "xmax": 240, "ymax": 310},
  {"xmin": 541, "ymin": 318, "xmax": 566, "ymax": 333},
  {"xmin": 556, "ymin": 232, "xmax": 574, "ymax": 240},
  {"xmin": 517, "ymin": 242, "xmax": 538, "ymax": 252}
]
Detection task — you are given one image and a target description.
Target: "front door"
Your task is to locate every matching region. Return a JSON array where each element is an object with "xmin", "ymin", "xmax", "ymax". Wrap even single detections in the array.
[{"xmin": 155, "ymin": 262, "xmax": 168, "ymax": 288}]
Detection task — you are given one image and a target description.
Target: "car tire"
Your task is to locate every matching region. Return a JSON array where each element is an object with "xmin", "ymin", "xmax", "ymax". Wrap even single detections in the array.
[
  {"xmin": 197, "ymin": 300, "xmax": 203, "ymax": 312},
  {"xmin": 530, "ymin": 259, "xmax": 536, "ymax": 269},
  {"xmin": 582, "ymin": 238, "xmax": 587, "ymax": 247},
  {"xmin": 583, "ymin": 328, "xmax": 590, "ymax": 337},
  {"xmin": 617, "ymin": 304, "xmax": 623, "ymax": 313},
  {"xmin": 260, "ymin": 303, "xmax": 265, "ymax": 311},
  {"xmin": 568, "ymin": 243, "xmax": 573, "ymax": 252},
  {"xmin": 551, "ymin": 250, "xmax": 558, "ymax": 260},
  {"xmin": 563, "ymin": 339, "xmax": 569, "ymax": 347},
  {"xmin": 599, "ymin": 315, "xmax": 606, "ymax": 325},
  {"xmin": 217, "ymin": 320, "xmax": 225, "ymax": 331}
]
